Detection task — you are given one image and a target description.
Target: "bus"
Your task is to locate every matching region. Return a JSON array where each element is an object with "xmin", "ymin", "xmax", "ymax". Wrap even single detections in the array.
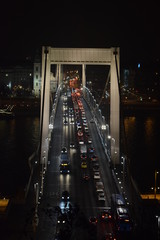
[{"xmin": 111, "ymin": 193, "xmax": 132, "ymax": 232}]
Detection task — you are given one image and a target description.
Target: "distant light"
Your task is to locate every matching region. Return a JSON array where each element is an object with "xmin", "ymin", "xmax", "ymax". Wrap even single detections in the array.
[{"xmin": 138, "ymin": 63, "xmax": 141, "ymax": 68}]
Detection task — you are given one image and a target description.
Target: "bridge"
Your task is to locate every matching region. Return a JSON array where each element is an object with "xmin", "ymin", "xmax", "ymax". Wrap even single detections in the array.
[{"xmin": 25, "ymin": 47, "xmax": 152, "ymax": 240}]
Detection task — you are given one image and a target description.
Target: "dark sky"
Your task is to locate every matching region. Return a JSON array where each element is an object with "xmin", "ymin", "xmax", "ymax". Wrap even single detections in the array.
[{"xmin": 0, "ymin": 0, "xmax": 159, "ymax": 67}]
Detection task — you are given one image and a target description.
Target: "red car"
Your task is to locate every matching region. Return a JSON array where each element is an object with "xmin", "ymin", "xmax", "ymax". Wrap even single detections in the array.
[
  {"xmin": 82, "ymin": 173, "xmax": 90, "ymax": 181},
  {"xmin": 80, "ymin": 153, "xmax": 87, "ymax": 160},
  {"xmin": 100, "ymin": 209, "xmax": 112, "ymax": 221}
]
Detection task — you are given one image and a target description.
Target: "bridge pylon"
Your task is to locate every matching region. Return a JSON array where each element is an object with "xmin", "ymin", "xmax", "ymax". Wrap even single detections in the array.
[{"xmin": 40, "ymin": 46, "xmax": 121, "ymax": 169}]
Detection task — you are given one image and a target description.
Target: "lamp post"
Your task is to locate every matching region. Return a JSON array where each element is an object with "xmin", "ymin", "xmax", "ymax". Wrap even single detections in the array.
[
  {"xmin": 154, "ymin": 170, "xmax": 159, "ymax": 199},
  {"xmin": 107, "ymin": 135, "xmax": 111, "ymax": 158},
  {"xmin": 121, "ymin": 156, "xmax": 126, "ymax": 190},
  {"xmin": 111, "ymin": 137, "xmax": 116, "ymax": 169},
  {"xmin": 101, "ymin": 123, "xmax": 106, "ymax": 145}
]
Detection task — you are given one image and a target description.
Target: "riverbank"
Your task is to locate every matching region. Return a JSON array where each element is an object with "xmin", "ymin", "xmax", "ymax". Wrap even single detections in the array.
[
  {"xmin": 122, "ymin": 102, "xmax": 160, "ymax": 116},
  {"xmin": 0, "ymin": 97, "xmax": 40, "ymax": 116},
  {"xmin": 1, "ymin": 96, "xmax": 160, "ymax": 117}
]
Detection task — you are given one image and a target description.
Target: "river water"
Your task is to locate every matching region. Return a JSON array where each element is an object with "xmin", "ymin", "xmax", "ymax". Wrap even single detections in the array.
[
  {"xmin": 0, "ymin": 116, "xmax": 40, "ymax": 197},
  {"xmin": 0, "ymin": 109, "xmax": 160, "ymax": 198},
  {"xmin": 124, "ymin": 111, "xmax": 160, "ymax": 194}
]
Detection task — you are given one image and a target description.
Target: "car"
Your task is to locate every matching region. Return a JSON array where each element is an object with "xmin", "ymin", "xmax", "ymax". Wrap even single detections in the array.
[
  {"xmin": 97, "ymin": 191, "xmax": 105, "ymax": 202},
  {"xmin": 100, "ymin": 208, "xmax": 112, "ymax": 221},
  {"xmin": 80, "ymin": 144, "xmax": 87, "ymax": 154},
  {"xmin": 88, "ymin": 147, "xmax": 95, "ymax": 154},
  {"xmin": 89, "ymin": 216, "xmax": 98, "ymax": 225},
  {"xmin": 80, "ymin": 153, "xmax": 87, "ymax": 160},
  {"xmin": 76, "ymin": 120, "xmax": 81, "ymax": 126},
  {"xmin": 81, "ymin": 161, "xmax": 87, "ymax": 168},
  {"xmin": 77, "ymin": 130, "xmax": 83, "ymax": 137},
  {"xmin": 60, "ymin": 164, "xmax": 70, "ymax": 174},
  {"xmin": 61, "ymin": 190, "xmax": 70, "ymax": 201},
  {"xmin": 78, "ymin": 137, "xmax": 84, "ymax": 145},
  {"xmin": 90, "ymin": 119, "xmax": 95, "ymax": 123},
  {"xmin": 82, "ymin": 173, "xmax": 90, "ymax": 181},
  {"xmin": 63, "ymin": 112, "xmax": 68, "ymax": 117},
  {"xmin": 63, "ymin": 119, "xmax": 68, "ymax": 125},
  {"xmin": 93, "ymin": 171, "xmax": 101, "ymax": 180},
  {"xmin": 61, "ymin": 147, "xmax": 67, "ymax": 154},
  {"xmin": 82, "ymin": 122, "xmax": 88, "ymax": 127},
  {"xmin": 92, "ymin": 163, "xmax": 100, "ymax": 171},
  {"xmin": 87, "ymin": 137, "xmax": 92, "ymax": 144},
  {"xmin": 84, "ymin": 128, "xmax": 89, "ymax": 134},
  {"xmin": 70, "ymin": 142, "xmax": 75, "ymax": 148},
  {"xmin": 90, "ymin": 154, "xmax": 98, "ymax": 161},
  {"xmin": 63, "ymin": 105, "xmax": 68, "ymax": 111},
  {"xmin": 82, "ymin": 116, "xmax": 86, "ymax": 121},
  {"xmin": 77, "ymin": 124, "xmax": 82, "ymax": 130},
  {"xmin": 96, "ymin": 181, "xmax": 104, "ymax": 192},
  {"xmin": 57, "ymin": 214, "xmax": 67, "ymax": 224},
  {"xmin": 70, "ymin": 119, "xmax": 74, "ymax": 125}
]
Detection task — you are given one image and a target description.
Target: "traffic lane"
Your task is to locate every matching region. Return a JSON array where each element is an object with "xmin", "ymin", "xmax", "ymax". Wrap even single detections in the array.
[
  {"xmin": 37, "ymin": 94, "xmax": 109, "ymax": 239},
  {"xmin": 36, "ymin": 95, "xmax": 65, "ymax": 239},
  {"xmin": 91, "ymin": 132, "xmax": 117, "ymax": 204},
  {"xmin": 70, "ymin": 147, "xmax": 98, "ymax": 217},
  {"xmin": 83, "ymin": 98, "xmax": 118, "ymax": 203}
]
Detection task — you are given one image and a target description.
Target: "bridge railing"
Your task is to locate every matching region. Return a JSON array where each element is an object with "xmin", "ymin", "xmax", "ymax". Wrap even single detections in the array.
[
  {"xmin": 83, "ymin": 86, "xmax": 111, "ymax": 160},
  {"xmin": 82, "ymin": 86, "xmax": 141, "ymax": 212}
]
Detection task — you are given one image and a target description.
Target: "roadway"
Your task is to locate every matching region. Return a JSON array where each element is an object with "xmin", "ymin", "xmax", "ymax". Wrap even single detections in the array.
[{"xmin": 35, "ymin": 90, "xmax": 133, "ymax": 240}]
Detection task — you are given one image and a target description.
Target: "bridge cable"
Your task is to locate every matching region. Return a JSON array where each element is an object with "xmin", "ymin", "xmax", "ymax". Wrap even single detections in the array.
[{"xmin": 98, "ymin": 68, "xmax": 110, "ymax": 107}]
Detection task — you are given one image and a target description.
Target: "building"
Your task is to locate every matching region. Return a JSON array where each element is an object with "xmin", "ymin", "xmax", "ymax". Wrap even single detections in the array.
[
  {"xmin": 0, "ymin": 63, "xmax": 33, "ymax": 96},
  {"xmin": 33, "ymin": 51, "xmax": 41, "ymax": 97}
]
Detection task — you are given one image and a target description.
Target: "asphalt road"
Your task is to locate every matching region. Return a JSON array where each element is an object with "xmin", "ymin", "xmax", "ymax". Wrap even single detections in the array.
[{"xmin": 34, "ymin": 91, "xmax": 123, "ymax": 240}]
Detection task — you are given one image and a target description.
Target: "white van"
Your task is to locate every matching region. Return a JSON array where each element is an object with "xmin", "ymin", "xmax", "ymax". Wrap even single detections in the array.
[
  {"xmin": 80, "ymin": 144, "xmax": 87, "ymax": 154},
  {"xmin": 96, "ymin": 181, "xmax": 104, "ymax": 192}
]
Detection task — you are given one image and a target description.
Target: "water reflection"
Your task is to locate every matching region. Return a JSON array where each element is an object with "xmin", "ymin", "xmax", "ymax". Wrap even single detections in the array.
[{"xmin": 124, "ymin": 113, "xmax": 160, "ymax": 194}]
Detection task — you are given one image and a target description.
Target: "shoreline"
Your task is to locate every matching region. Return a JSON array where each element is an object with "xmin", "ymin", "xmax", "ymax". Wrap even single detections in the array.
[{"xmin": 1, "ymin": 97, "xmax": 160, "ymax": 117}]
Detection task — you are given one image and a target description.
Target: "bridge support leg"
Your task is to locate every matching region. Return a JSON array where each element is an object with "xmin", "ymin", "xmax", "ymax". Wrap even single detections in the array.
[
  {"xmin": 40, "ymin": 46, "xmax": 51, "ymax": 168},
  {"xmin": 110, "ymin": 47, "xmax": 120, "ymax": 166},
  {"xmin": 82, "ymin": 64, "xmax": 86, "ymax": 96}
]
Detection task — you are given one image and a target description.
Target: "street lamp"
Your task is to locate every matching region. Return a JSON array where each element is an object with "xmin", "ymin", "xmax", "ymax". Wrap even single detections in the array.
[
  {"xmin": 154, "ymin": 170, "xmax": 159, "ymax": 199},
  {"xmin": 121, "ymin": 156, "xmax": 126, "ymax": 190},
  {"xmin": 111, "ymin": 137, "xmax": 116, "ymax": 168}
]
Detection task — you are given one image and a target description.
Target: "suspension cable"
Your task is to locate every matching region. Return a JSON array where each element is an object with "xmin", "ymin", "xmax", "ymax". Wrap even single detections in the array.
[{"xmin": 98, "ymin": 68, "xmax": 110, "ymax": 107}]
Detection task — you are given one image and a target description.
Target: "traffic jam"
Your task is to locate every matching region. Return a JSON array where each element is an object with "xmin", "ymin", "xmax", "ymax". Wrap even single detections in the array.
[{"xmin": 56, "ymin": 89, "xmax": 132, "ymax": 240}]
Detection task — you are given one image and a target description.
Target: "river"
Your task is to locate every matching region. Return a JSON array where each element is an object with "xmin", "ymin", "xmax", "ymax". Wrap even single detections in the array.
[
  {"xmin": 0, "ymin": 116, "xmax": 40, "ymax": 198},
  {"xmin": 0, "ymin": 108, "xmax": 160, "ymax": 198}
]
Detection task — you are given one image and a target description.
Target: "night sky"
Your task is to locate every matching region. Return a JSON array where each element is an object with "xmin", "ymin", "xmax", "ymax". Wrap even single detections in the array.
[{"xmin": 0, "ymin": 0, "xmax": 159, "ymax": 67}]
